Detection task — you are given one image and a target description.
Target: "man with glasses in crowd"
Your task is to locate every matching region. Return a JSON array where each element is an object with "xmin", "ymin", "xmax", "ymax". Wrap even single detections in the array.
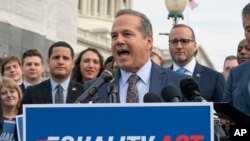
[{"xmin": 168, "ymin": 24, "xmax": 225, "ymax": 102}]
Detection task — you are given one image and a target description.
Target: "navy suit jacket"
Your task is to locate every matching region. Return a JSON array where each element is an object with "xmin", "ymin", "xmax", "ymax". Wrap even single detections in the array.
[
  {"xmin": 19, "ymin": 79, "xmax": 84, "ymax": 114},
  {"xmin": 19, "ymin": 83, "xmax": 26, "ymax": 94},
  {"xmin": 192, "ymin": 63, "xmax": 225, "ymax": 102},
  {"xmin": 170, "ymin": 62, "xmax": 225, "ymax": 102},
  {"xmin": 84, "ymin": 62, "xmax": 187, "ymax": 103},
  {"xmin": 223, "ymin": 60, "xmax": 250, "ymax": 116}
]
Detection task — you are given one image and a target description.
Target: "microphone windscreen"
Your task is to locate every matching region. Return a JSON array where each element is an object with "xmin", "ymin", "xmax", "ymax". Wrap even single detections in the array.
[
  {"xmin": 143, "ymin": 92, "xmax": 161, "ymax": 103},
  {"xmin": 161, "ymin": 85, "xmax": 181, "ymax": 102},
  {"xmin": 101, "ymin": 69, "xmax": 114, "ymax": 83},
  {"xmin": 179, "ymin": 78, "xmax": 200, "ymax": 101}
]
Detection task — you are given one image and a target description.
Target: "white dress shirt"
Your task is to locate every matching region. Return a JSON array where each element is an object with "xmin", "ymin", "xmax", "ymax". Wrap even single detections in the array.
[
  {"xmin": 119, "ymin": 59, "xmax": 152, "ymax": 103},
  {"xmin": 173, "ymin": 57, "xmax": 196, "ymax": 76},
  {"xmin": 50, "ymin": 77, "xmax": 70, "ymax": 103}
]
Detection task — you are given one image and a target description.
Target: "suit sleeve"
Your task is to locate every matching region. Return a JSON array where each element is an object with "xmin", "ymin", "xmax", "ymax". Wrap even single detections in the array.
[
  {"xmin": 222, "ymin": 70, "xmax": 233, "ymax": 103},
  {"xmin": 214, "ymin": 73, "xmax": 226, "ymax": 102}
]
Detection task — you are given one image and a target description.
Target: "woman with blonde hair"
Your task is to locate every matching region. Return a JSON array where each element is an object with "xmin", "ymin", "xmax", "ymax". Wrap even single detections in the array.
[{"xmin": 0, "ymin": 76, "xmax": 23, "ymax": 141}]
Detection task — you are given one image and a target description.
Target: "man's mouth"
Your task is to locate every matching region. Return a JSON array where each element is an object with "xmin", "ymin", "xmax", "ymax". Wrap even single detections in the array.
[{"xmin": 118, "ymin": 49, "xmax": 130, "ymax": 56}]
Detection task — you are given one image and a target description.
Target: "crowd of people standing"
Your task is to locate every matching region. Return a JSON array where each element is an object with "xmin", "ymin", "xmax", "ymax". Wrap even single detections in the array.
[{"xmin": 0, "ymin": 2, "xmax": 250, "ymax": 141}]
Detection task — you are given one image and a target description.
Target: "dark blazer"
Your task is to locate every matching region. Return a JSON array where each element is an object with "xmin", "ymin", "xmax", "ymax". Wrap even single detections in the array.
[
  {"xmin": 223, "ymin": 60, "xmax": 250, "ymax": 116},
  {"xmin": 19, "ymin": 83, "xmax": 25, "ymax": 94},
  {"xmin": 84, "ymin": 61, "xmax": 188, "ymax": 103},
  {"xmin": 170, "ymin": 62, "xmax": 225, "ymax": 102},
  {"xmin": 19, "ymin": 79, "xmax": 84, "ymax": 114}
]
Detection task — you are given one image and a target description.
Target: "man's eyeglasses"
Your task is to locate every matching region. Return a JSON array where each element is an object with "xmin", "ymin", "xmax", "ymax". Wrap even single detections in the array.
[{"xmin": 169, "ymin": 39, "xmax": 195, "ymax": 45}]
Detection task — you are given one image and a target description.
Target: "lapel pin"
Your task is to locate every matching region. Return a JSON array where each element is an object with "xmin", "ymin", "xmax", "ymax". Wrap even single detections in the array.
[
  {"xmin": 196, "ymin": 74, "xmax": 200, "ymax": 78},
  {"xmin": 72, "ymin": 87, "xmax": 77, "ymax": 91}
]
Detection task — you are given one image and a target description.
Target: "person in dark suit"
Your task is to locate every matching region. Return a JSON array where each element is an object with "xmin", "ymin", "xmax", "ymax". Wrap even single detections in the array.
[
  {"xmin": 223, "ymin": 2, "xmax": 250, "ymax": 116},
  {"xmin": 19, "ymin": 49, "xmax": 45, "ymax": 94},
  {"xmin": 223, "ymin": 61, "xmax": 250, "ymax": 116},
  {"xmin": 83, "ymin": 9, "xmax": 187, "ymax": 103},
  {"xmin": 168, "ymin": 24, "xmax": 225, "ymax": 102},
  {"xmin": 19, "ymin": 41, "xmax": 84, "ymax": 113},
  {"xmin": 236, "ymin": 38, "xmax": 250, "ymax": 64}
]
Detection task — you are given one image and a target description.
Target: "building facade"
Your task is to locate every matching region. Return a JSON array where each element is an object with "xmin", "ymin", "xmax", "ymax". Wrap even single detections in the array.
[{"xmin": 0, "ymin": 0, "xmax": 214, "ymax": 73}]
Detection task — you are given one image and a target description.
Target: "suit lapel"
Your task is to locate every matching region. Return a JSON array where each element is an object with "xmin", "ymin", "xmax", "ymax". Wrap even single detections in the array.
[
  {"xmin": 43, "ymin": 80, "xmax": 53, "ymax": 103},
  {"xmin": 66, "ymin": 80, "xmax": 83, "ymax": 103},
  {"xmin": 19, "ymin": 83, "xmax": 26, "ymax": 94},
  {"xmin": 192, "ymin": 63, "xmax": 203, "ymax": 85},
  {"xmin": 149, "ymin": 63, "xmax": 166, "ymax": 96},
  {"xmin": 241, "ymin": 61, "xmax": 250, "ymax": 96}
]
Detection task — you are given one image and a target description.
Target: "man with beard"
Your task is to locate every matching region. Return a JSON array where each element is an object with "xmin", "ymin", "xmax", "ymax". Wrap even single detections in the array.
[{"xmin": 168, "ymin": 24, "xmax": 225, "ymax": 102}]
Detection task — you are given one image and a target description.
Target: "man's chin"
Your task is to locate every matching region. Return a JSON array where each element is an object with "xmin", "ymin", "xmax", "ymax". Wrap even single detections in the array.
[
  {"xmin": 119, "ymin": 65, "xmax": 132, "ymax": 71},
  {"xmin": 175, "ymin": 58, "xmax": 187, "ymax": 63},
  {"xmin": 53, "ymin": 73, "xmax": 68, "ymax": 78}
]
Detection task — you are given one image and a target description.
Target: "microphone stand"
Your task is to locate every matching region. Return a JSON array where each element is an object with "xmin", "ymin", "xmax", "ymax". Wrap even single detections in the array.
[
  {"xmin": 109, "ymin": 93, "xmax": 117, "ymax": 103},
  {"xmin": 107, "ymin": 83, "xmax": 118, "ymax": 103},
  {"xmin": 90, "ymin": 94, "xmax": 100, "ymax": 103}
]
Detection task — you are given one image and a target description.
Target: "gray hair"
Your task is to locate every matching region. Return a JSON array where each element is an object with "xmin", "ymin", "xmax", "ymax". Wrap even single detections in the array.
[{"xmin": 115, "ymin": 9, "xmax": 153, "ymax": 38}]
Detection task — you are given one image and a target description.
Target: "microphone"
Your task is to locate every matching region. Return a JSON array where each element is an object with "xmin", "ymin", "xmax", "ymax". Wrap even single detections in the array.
[
  {"xmin": 179, "ymin": 78, "xmax": 206, "ymax": 102},
  {"xmin": 143, "ymin": 92, "xmax": 162, "ymax": 103},
  {"xmin": 107, "ymin": 83, "xmax": 118, "ymax": 103},
  {"xmin": 75, "ymin": 70, "xmax": 113, "ymax": 103},
  {"xmin": 180, "ymin": 78, "xmax": 229, "ymax": 140},
  {"xmin": 161, "ymin": 85, "xmax": 181, "ymax": 102}
]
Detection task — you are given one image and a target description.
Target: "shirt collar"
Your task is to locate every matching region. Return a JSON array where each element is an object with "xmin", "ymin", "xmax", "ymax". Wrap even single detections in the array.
[
  {"xmin": 50, "ymin": 77, "xmax": 71, "ymax": 91},
  {"xmin": 120, "ymin": 59, "xmax": 152, "ymax": 86},
  {"xmin": 173, "ymin": 57, "xmax": 196, "ymax": 74},
  {"xmin": 23, "ymin": 81, "xmax": 32, "ymax": 89},
  {"xmin": 23, "ymin": 80, "xmax": 41, "ymax": 88}
]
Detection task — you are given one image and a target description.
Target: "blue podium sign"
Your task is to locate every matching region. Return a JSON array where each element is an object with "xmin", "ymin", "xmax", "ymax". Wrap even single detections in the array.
[{"xmin": 23, "ymin": 103, "xmax": 213, "ymax": 141}]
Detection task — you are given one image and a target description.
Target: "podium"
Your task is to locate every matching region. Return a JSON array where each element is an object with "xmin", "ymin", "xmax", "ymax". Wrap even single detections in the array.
[
  {"xmin": 213, "ymin": 102, "xmax": 250, "ymax": 125},
  {"xmin": 19, "ymin": 103, "xmax": 214, "ymax": 141}
]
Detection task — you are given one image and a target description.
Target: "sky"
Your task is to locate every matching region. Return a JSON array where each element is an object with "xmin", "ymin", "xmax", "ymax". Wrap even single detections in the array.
[{"xmin": 133, "ymin": 0, "xmax": 249, "ymax": 71}]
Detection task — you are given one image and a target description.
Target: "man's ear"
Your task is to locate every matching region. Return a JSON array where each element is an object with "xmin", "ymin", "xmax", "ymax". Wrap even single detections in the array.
[{"xmin": 146, "ymin": 35, "xmax": 153, "ymax": 51}]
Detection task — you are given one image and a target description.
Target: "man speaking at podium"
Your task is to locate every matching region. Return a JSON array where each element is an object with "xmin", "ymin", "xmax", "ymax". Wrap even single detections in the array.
[{"xmin": 84, "ymin": 9, "xmax": 186, "ymax": 103}]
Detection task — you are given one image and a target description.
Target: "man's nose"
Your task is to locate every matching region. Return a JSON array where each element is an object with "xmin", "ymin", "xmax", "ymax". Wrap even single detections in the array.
[{"xmin": 116, "ymin": 35, "xmax": 125, "ymax": 45}]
